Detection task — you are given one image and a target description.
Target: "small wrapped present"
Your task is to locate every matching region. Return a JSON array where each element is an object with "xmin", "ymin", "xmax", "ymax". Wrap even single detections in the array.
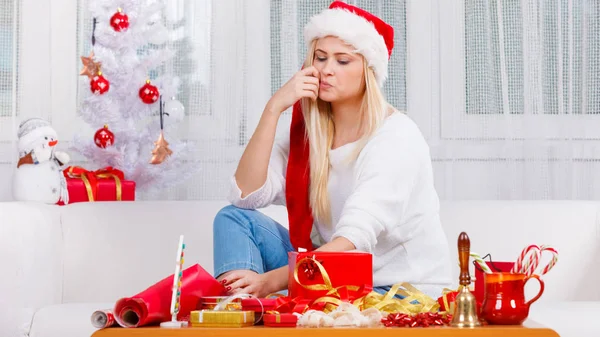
[
  {"xmin": 241, "ymin": 298, "xmax": 277, "ymax": 323},
  {"xmin": 241, "ymin": 298, "xmax": 277, "ymax": 312},
  {"xmin": 190, "ymin": 310, "xmax": 255, "ymax": 328},
  {"xmin": 288, "ymin": 251, "xmax": 372, "ymax": 301},
  {"xmin": 61, "ymin": 166, "xmax": 135, "ymax": 203},
  {"xmin": 264, "ymin": 311, "xmax": 299, "ymax": 327},
  {"xmin": 201, "ymin": 296, "xmax": 242, "ymax": 311}
]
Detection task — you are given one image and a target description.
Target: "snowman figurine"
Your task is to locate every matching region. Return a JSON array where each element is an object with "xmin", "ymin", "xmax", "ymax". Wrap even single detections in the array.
[{"xmin": 13, "ymin": 118, "xmax": 70, "ymax": 204}]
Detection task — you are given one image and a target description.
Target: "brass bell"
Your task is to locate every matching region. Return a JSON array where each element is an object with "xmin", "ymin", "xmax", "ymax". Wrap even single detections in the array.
[{"xmin": 450, "ymin": 232, "xmax": 482, "ymax": 328}]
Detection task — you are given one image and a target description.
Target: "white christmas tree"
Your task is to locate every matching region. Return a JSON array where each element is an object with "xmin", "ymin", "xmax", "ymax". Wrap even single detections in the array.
[{"xmin": 74, "ymin": 0, "xmax": 197, "ymax": 195}]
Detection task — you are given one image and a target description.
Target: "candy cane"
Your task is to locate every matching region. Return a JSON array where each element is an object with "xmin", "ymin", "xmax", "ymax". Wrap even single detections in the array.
[
  {"xmin": 511, "ymin": 245, "xmax": 540, "ymax": 274},
  {"xmin": 522, "ymin": 248, "xmax": 541, "ymax": 276},
  {"xmin": 512, "ymin": 244, "xmax": 559, "ymax": 277},
  {"xmin": 537, "ymin": 245, "xmax": 559, "ymax": 276},
  {"xmin": 470, "ymin": 252, "xmax": 492, "ymax": 273}
]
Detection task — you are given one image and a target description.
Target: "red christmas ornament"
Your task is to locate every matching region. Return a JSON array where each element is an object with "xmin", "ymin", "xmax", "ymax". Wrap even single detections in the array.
[
  {"xmin": 139, "ymin": 80, "xmax": 160, "ymax": 104},
  {"xmin": 110, "ymin": 8, "xmax": 129, "ymax": 32},
  {"xmin": 94, "ymin": 125, "xmax": 115, "ymax": 148},
  {"xmin": 91, "ymin": 72, "xmax": 110, "ymax": 95}
]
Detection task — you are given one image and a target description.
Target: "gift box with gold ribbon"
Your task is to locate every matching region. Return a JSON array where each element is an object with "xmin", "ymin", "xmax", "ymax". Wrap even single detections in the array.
[
  {"xmin": 60, "ymin": 166, "xmax": 135, "ymax": 204},
  {"xmin": 189, "ymin": 310, "xmax": 255, "ymax": 328},
  {"xmin": 201, "ymin": 296, "xmax": 242, "ymax": 311},
  {"xmin": 288, "ymin": 251, "xmax": 372, "ymax": 301},
  {"xmin": 263, "ymin": 311, "xmax": 299, "ymax": 327}
]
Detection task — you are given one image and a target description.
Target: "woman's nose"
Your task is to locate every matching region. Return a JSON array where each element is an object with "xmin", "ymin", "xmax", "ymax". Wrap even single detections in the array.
[{"xmin": 321, "ymin": 61, "xmax": 334, "ymax": 76}]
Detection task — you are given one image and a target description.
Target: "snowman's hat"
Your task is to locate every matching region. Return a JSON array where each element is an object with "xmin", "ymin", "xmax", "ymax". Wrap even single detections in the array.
[{"xmin": 17, "ymin": 118, "xmax": 57, "ymax": 153}]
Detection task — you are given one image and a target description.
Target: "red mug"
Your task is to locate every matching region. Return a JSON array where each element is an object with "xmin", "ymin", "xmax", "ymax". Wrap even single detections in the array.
[{"xmin": 480, "ymin": 272, "xmax": 544, "ymax": 325}]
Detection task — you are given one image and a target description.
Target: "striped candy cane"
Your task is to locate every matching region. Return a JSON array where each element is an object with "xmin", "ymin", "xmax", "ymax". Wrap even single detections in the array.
[
  {"xmin": 512, "ymin": 244, "xmax": 559, "ymax": 277},
  {"xmin": 523, "ymin": 249, "xmax": 541, "ymax": 276},
  {"xmin": 537, "ymin": 245, "xmax": 559, "ymax": 276},
  {"xmin": 470, "ymin": 252, "xmax": 493, "ymax": 273},
  {"xmin": 511, "ymin": 245, "xmax": 540, "ymax": 274}
]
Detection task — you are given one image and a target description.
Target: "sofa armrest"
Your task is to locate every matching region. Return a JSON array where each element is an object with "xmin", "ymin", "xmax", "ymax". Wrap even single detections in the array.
[{"xmin": 0, "ymin": 202, "xmax": 64, "ymax": 335}]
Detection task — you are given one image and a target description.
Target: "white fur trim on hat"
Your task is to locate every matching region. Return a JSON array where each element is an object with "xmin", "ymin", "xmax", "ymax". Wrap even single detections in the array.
[{"xmin": 304, "ymin": 8, "xmax": 389, "ymax": 87}]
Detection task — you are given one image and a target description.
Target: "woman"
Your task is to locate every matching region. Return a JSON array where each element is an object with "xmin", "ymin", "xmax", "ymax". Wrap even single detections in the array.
[{"xmin": 213, "ymin": 1, "xmax": 452, "ymax": 299}]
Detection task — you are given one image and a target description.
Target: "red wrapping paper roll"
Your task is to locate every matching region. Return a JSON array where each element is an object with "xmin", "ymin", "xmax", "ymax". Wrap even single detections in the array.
[{"xmin": 114, "ymin": 264, "xmax": 226, "ymax": 327}]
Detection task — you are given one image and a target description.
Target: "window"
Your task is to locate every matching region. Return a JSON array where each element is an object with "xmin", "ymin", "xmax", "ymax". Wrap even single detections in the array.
[
  {"xmin": 439, "ymin": 0, "xmax": 600, "ymax": 139},
  {"xmin": 0, "ymin": 0, "xmax": 19, "ymax": 142}
]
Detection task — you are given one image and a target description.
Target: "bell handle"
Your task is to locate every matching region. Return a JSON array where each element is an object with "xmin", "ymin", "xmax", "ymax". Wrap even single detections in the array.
[{"xmin": 457, "ymin": 232, "xmax": 471, "ymax": 286}]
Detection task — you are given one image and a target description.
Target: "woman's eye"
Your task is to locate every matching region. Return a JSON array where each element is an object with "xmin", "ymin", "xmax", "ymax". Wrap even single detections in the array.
[
  {"xmin": 338, "ymin": 60, "xmax": 349, "ymax": 65},
  {"xmin": 315, "ymin": 56, "xmax": 326, "ymax": 62}
]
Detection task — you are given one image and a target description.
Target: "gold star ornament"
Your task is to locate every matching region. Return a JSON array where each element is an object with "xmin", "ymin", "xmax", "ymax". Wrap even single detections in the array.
[{"xmin": 80, "ymin": 51, "xmax": 102, "ymax": 79}]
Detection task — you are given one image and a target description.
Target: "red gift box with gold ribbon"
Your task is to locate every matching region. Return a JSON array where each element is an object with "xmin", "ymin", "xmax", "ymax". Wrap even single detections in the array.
[
  {"xmin": 60, "ymin": 166, "xmax": 135, "ymax": 204},
  {"xmin": 287, "ymin": 251, "xmax": 373, "ymax": 301}
]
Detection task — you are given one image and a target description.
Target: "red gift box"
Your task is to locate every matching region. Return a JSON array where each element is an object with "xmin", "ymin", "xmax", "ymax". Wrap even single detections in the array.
[
  {"xmin": 241, "ymin": 298, "xmax": 277, "ymax": 312},
  {"xmin": 473, "ymin": 260, "xmax": 514, "ymax": 304},
  {"xmin": 61, "ymin": 166, "xmax": 135, "ymax": 203},
  {"xmin": 287, "ymin": 251, "xmax": 372, "ymax": 301},
  {"xmin": 263, "ymin": 312, "xmax": 299, "ymax": 327}
]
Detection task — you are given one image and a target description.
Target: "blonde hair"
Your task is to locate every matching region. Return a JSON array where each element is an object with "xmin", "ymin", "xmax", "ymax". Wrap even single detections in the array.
[{"xmin": 301, "ymin": 39, "xmax": 390, "ymax": 225}]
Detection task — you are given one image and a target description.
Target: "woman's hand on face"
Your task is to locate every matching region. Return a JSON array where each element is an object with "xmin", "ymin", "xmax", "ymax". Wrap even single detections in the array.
[
  {"xmin": 222, "ymin": 270, "xmax": 273, "ymax": 298},
  {"xmin": 267, "ymin": 66, "xmax": 320, "ymax": 114}
]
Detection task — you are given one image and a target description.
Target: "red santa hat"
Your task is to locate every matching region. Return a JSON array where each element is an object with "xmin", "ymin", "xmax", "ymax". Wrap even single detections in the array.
[{"xmin": 285, "ymin": 1, "xmax": 394, "ymax": 251}]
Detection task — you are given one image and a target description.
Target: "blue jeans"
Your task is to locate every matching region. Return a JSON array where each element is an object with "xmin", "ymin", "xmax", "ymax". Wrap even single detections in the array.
[{"xmin": 213, "ymin": 205, "xmax": 402, "ymax": 298}]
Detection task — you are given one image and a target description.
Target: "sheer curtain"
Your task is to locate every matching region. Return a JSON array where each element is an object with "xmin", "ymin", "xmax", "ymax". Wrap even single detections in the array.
[
  {"xmin": 0, "ymin": 0, "xmax": 20, "ymax": 201},
  {"xmin": 435, "ymin": 0, "xmax": 600, "ymax": 200}
]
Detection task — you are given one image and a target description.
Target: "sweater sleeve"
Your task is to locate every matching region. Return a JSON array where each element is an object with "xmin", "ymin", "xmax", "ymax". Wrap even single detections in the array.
[
  {"xmin": 227, "ymin": 132, "xmax": 289, "ymax": 209},
  {"xmin": 330, "ymin": 131, "xmax": 424, "ymax": 253}
]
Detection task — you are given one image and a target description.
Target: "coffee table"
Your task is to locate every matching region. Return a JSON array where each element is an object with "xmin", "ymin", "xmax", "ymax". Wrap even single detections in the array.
[{"xmin": 92, "ymin": 320, "xmax": 559, "ymax": 337}]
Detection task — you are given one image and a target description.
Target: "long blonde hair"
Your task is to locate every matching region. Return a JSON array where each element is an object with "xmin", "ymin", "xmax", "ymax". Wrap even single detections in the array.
[{"xmin": 301, "ymin": 39, "xmax": 390, "ymax": 225}]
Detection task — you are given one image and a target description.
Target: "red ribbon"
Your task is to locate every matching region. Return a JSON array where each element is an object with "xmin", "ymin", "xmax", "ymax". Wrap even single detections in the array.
[
  {"xmin": 63, "ymin": 166, "xmax": 125, "ymax": 201},
  {"xmin": 381, "ymin": 312, "xmax": 452, "ymax": 328},
  {"xmin": 274, "ymin": 296, "xmax": 312, "ymax": 314}
]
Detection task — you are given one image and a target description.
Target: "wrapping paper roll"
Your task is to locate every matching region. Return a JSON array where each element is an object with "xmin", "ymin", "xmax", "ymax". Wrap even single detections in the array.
[
  {"xmin": 91, "ymin": 309, "xmax": 117, "ymax": 329},
  {"xmin": 114, "ymin": 264, "xmax": 226, "ymax": 327}
]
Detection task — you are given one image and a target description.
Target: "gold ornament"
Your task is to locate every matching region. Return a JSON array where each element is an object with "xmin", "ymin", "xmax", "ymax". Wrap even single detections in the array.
[
  {"xmin": 80, "ymin": 51, "xmax": 102, "ymax": 79},
  {"xmin": 150, "ymin": 130, "xmax": 172, "ymax": 164}
]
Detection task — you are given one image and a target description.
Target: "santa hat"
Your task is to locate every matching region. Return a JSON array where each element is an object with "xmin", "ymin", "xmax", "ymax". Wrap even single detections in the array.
[
  {"xmin": 17, "ymin": 118, "xmax": 57, "ymax": 154},
  {"xmin": 304, "ymin": 0, "xmax": 394, "ymax": 87},
  {"xmin": 285, "ymin": 1, "xmax": 394, "ymax": 251}
]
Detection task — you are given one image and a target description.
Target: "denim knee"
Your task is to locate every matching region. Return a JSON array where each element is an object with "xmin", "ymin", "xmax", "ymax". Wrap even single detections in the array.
[{"xmin": 213, "ymin": 205, "xmax": 255, "ymax": 233}]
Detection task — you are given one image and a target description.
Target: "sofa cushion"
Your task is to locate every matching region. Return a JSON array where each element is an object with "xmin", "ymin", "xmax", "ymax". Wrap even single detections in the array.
[
  {"xmin": 28, "ymin": 302, "xmax": 113, "ymax": 337},
  {"xmin": 0, "ymin": 202, "xmax": 63, "ymax": 337},
  {"xmin": 59, "ymin": 201, "xmax": 231, "ymax": 303},
  {"xmin": 439, "ymin": 200, "xmax": 600, "ymax": 302}
]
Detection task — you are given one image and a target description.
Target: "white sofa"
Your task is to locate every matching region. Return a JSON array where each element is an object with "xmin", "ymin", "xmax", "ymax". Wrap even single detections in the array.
[{"xmin": 1, "ymin": 200, "xmax": 599, "ymax": 337}]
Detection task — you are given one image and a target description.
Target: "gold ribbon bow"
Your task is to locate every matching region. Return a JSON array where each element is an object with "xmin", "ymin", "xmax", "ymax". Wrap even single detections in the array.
[{"xmin": 63, "ymin": 166, "xmax": 123, "ymax": 201}]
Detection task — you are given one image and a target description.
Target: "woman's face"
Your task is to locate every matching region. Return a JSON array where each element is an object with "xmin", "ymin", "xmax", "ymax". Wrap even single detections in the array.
[{"xmin": 313, "ymin": 36, "xmax": 365, "ymax": 103}]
